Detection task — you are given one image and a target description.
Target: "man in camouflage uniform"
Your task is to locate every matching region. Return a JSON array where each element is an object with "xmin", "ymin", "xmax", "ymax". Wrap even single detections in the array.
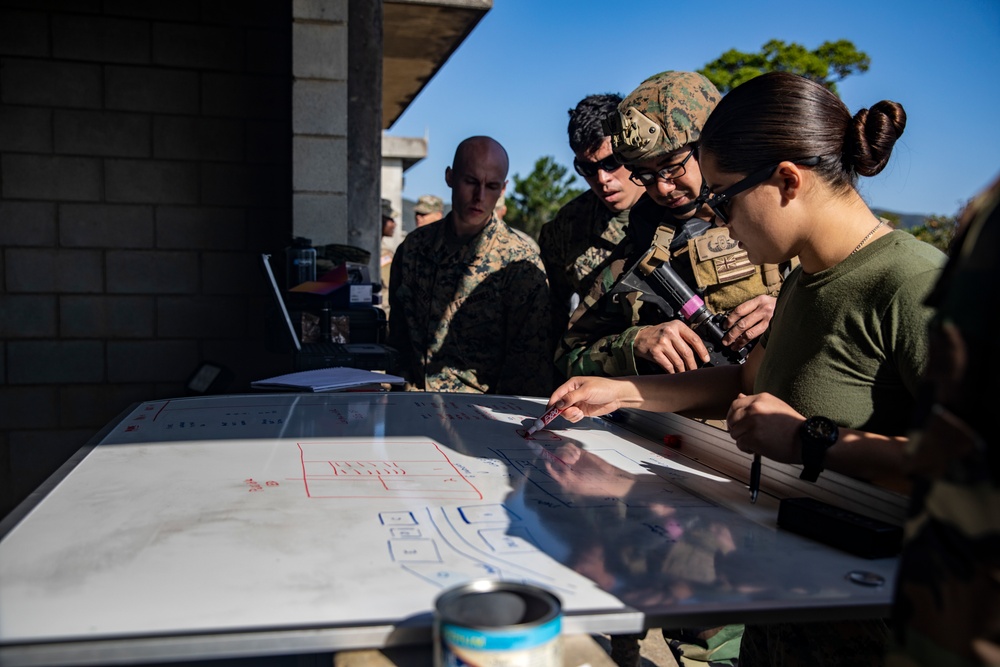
[
  {"xmin": 538, "ymin": 93, "xmax": 646, "ymax": 351},
  {"xmin": 387, "ymin": 136, "xmax": 554, "ymax": 397},
  {"xmin": 413, "ymin": 194, "xmax": 444, "ymax": 227},
  {"xmin": 556, "ymin": 71, "xmax": 786, "ymax": 380},
  {"xmin": 885, "ymin": 175, "xmax": 1000, "ymax": 667}
]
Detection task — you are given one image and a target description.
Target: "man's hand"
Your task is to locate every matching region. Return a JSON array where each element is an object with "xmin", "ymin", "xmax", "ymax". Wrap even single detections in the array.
[
  {"xmin": 633, "ymin": 321, "xmax": 709, "ymax": 373},
  {"xmin": 721, "ymin": 295, "xmax": 776, "ymax": 349}
]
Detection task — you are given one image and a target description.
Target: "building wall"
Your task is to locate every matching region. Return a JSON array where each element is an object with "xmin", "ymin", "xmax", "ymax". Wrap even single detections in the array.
[
  {"xmin": 0, "ymin": 0, "xmax": 298, "ymax": 519},
  {"xmin": 292, "ymin": 0, "xmax": 349, "ymax": 248},
  {"xmin": 380, "ymin": 132, "xmax": 427, "ymax": 246}
]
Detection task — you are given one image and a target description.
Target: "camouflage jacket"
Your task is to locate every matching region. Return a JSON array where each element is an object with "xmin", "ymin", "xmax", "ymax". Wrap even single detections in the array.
[
  {"xmin": 387, "ymin": 213, "xmax": 555, "ymax": 397},
  {"xmin": 537, "ymin": 189, "xmax": 630, "ymax": 351},
  {"xmin": 886, "ymin": 176, "xmax": 1000, "ymax": 667},
  {"xmin": 555, "ymin": 195, "xmax": 785, "ymax": 378}
]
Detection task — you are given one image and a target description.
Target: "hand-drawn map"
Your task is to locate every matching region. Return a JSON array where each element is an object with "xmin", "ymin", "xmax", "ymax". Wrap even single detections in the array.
[{"xmin": 0, "ymin": 393, "xmax": 896, "ymax": 665}]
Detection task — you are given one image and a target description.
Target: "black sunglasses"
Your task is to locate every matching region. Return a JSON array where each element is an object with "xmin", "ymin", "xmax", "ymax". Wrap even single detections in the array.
[
  {"xmin": 573, "ymin": 154, "xmax": 622, "ymax": 178},
  {"xmin": 705, "ymin": 156, "xmax": 822, "ymax": 224}
]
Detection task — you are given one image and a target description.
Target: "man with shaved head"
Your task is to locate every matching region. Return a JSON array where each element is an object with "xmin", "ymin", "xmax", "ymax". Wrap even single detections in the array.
[{"xmin": 388, "ymin": 136, "xmax": 555, "ymax": 396}]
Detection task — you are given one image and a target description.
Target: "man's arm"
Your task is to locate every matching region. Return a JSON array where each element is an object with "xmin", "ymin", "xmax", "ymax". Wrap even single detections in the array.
[
  {"xmin": 556, "ymin": 319, "xmax": 648, "ymax": 378},
  {"xmin": 386, "ymin": 241, "xmax": 415, "ymax": 386},
  {"xmin": 553, "ymin": 250, "xmax": 717, "ymax": 378},
  {"xmin": 537, "ymin": 217, "xmax": 576, "ymax": 349},
  {"xmin": 498, "ymin": 258, "xmax": 557, "ymax": 397},
  {"xmin": 554, "ymin": 255, "xmax": 649, "ymax": 378}
]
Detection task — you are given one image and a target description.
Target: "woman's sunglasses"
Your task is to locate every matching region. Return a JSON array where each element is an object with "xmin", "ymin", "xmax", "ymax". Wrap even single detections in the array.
[{"xmin": 706, "ymin": 156, "xmax": 821, "ymax": 224}]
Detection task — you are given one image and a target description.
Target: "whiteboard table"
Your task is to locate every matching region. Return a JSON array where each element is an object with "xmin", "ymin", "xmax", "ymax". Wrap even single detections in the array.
[{"xmin": 0, "ymin": 393, "xmax": 901, "ymax": 666}]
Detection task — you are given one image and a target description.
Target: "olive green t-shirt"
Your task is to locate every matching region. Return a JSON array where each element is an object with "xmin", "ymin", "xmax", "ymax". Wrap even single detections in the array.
[{"xmin": 755, "ymin": 230, "xmax": 946, "ymax": 436}]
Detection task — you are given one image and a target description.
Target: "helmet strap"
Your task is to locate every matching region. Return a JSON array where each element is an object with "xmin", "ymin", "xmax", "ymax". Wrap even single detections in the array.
[{"xmin": 670, "ymin": 181, "xmax": 710, "ymax": 216}]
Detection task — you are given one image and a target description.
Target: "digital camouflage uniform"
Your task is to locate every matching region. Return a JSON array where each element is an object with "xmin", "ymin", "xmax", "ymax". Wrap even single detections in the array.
[
  {"xmin": 537, "ymin": 189, "xmax": 630, "ymax": 352},
  {"xmin": 885, "ymin": 176, "xmax": 1000, "ymax": 667},
  {"xmin": 387, "ymin": 212, "xmax": 555, "ymax": 397}
]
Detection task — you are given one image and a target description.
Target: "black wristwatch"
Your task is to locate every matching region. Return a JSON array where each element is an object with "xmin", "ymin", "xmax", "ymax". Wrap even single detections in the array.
[{"xmin": 799, "ymin": 416, "xmax": 839, "ymax": 482}]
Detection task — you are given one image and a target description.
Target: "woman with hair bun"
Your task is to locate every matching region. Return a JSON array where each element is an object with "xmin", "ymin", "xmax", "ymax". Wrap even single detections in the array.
[{"xmin": 540, "ymin": 71, "xmax": 948, "ymax": 665}]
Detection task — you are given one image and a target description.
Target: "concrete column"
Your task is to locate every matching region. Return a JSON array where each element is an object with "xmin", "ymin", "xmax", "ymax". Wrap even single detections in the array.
[{"xmin": 347, "ymin": 0, "xmax": 383, "ymax": 277}]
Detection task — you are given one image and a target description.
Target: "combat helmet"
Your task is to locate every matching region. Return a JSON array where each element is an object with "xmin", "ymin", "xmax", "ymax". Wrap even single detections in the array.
[{"xmin": 604, "ymin": 71, "xmax": 721, "ymax": 165}]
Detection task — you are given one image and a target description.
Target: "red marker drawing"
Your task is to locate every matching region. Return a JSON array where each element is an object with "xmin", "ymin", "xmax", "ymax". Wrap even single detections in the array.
[{"xmin": 525, "ymin": 405, "xmax": 563, "ymax": 437}]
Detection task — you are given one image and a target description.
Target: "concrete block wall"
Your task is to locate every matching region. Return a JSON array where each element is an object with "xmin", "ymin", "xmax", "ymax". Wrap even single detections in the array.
[
  {"xmin": 0, "ymin": 0, "xmax": 296, "ymax": 519},
  {"xmin": 291, "ymin": 0, "xmax": 349, "ymax": 246}
]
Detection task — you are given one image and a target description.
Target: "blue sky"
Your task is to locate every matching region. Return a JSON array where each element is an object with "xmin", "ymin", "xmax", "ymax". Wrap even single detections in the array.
[{"xmin": 385, "ymin": 0, "xmax": 1000, "ymax": 218}]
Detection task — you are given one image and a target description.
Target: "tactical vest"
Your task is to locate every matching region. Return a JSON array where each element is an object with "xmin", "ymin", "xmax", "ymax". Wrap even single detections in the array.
[{"xmin": 652, "ymin": 224, "xmax": 789, "ymax": 314}]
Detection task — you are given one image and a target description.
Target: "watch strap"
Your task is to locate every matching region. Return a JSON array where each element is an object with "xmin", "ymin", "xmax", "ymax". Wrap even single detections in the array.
[
  {"xmin": 799, "ymin": 417, "xmax": 839, "ymax": 482},
  {"xmin": 800, "ymin": 454, "xmax": 825, "ymax": 483}
]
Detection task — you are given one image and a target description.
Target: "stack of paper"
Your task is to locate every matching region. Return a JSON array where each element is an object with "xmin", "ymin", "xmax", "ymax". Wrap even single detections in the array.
[{"xmin": 251, "ymin": 367, "xmax": 405, "ymax": 392}]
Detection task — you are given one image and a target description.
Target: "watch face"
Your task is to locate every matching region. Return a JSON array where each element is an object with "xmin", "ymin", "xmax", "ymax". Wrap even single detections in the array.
[{"xmin": 804, "ymin": 417, "xmax": 838, "ymax": 443}]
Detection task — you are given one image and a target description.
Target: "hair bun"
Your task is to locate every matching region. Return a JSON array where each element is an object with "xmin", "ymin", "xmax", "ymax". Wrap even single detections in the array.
[{"xmin": 847, "ymin": 101, "xmax": 907, "ymax": 177}]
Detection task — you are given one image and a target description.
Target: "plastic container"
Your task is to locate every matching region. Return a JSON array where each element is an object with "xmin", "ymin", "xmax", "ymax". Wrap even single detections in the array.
[{"xmin": 285, "ymin": 237, "xmax": 316, "ymax": 288}]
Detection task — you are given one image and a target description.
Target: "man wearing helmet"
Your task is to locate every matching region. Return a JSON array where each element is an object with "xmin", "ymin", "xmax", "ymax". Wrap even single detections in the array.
[{"xmin": 555, "ymin": 71, "xmax": 788, "ymax": 380}]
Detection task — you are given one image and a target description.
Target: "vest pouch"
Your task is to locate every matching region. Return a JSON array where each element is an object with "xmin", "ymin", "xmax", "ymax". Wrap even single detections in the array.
[{"xmin": 689, "ymin": 227, "xmax": 767, "ymax": 313}]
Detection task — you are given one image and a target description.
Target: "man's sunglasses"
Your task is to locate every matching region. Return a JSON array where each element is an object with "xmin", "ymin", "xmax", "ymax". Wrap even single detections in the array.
[
  {"xmin": 705, "ymin": 156, "xmax": 821, "ymax": 224},
  {"xmin": 573, "ymin": 154, "xmax": 623, "ymax": 178}
]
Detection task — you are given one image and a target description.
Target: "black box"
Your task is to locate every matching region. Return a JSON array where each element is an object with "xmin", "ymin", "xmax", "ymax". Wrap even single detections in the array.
[
  {"xmin": 285, "ymin": 302, "xmax": 387, "ymax": 344},
  {"xmin": 777, "ymin": 496, "xmax": 902, "ymax": 559}
]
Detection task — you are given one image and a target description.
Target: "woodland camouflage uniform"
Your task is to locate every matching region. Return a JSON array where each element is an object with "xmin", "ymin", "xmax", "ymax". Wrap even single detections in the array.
[
  {"xmin": 885, "ymin": 175, "xmax": 1000, "ymax": 667},
  {"xmin": 387, "ymin": 213, "xmax": 555, "ymax": 397},
  {"xmin": 537, "ymin": 189, "xmax": 630, "ymax": 351}
]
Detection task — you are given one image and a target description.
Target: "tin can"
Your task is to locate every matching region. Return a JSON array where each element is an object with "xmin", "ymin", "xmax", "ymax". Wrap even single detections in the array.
[{"xmin": 434, "ymin": 580, "xmax": 563, "ymax": 667}]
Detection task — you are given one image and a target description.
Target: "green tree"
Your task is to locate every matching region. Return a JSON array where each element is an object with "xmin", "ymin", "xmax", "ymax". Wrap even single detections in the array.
[
  {"xmin": 699, "ymin": 39, "xmax": 870, "ymax": 95},
  {"xmin": 505, "ymin": 156, "xmax": 583, "ymax": 239},
  {"xmin": 879, "ymin": 211, "xmax": 902, "ymax": 228},
  {"xmin": 906, "ymin": 214, "xmax": 957, "ymax": 253}
]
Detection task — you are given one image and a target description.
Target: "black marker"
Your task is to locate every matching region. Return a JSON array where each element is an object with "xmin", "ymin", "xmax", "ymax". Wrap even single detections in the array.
[{"xmin": 749, "ymin": 454, "xmax": 761, "ymax": 503}]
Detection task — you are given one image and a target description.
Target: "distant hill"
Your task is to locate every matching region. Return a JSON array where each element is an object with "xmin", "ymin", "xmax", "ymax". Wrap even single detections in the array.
[
  {"xmin": 872, "ymin": 209, "xmax": 934, "ymax": 229},
  {"xmin": 399, "ymin": 201, "xmax": 937, "ymax": 232}
]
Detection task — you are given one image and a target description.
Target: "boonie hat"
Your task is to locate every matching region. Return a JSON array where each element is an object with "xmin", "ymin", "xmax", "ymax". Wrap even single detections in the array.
[
  {"xmin": 413, "ymin": 194, "xmax": 444, "ymax": 214},
  {"xmin": 604, "ymin": 71, "xmax": 721, "ymax": 164}
]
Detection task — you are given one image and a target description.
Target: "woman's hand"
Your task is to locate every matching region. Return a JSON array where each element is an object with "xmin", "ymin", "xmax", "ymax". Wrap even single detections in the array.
[
  {"xmin": 548, "ymin": 376, "xmax": 640, "ymax": 422},
  {"xmin": 725, "ymin": 392, "xmax": 804, "ymax": 463}
]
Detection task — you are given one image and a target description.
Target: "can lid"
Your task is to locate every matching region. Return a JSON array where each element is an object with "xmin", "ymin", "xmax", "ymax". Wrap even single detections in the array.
[{"xmin": 436, "ymin": 581, "xmax": 561, "ymax": 628}]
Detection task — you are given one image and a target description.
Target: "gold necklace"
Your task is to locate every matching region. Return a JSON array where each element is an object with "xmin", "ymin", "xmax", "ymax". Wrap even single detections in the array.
[{"xmin": 852, "ymin": 219, "xmax": 885, "ymax": 255}]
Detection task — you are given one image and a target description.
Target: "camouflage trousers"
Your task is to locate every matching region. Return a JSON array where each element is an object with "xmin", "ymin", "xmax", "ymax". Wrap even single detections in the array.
[
  {"xmin": 610, "ymin": 624, "xmax": 743, "ymax": 667},
  {"xmin": 738, "ymin": 619, "xmax": 890, "ymax": 667}
]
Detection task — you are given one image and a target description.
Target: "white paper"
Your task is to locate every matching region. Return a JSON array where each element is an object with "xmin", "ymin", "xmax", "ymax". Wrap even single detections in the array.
[{"xmin": 251, "ymin": 367, "xmax": 405, "ymax": 392}]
